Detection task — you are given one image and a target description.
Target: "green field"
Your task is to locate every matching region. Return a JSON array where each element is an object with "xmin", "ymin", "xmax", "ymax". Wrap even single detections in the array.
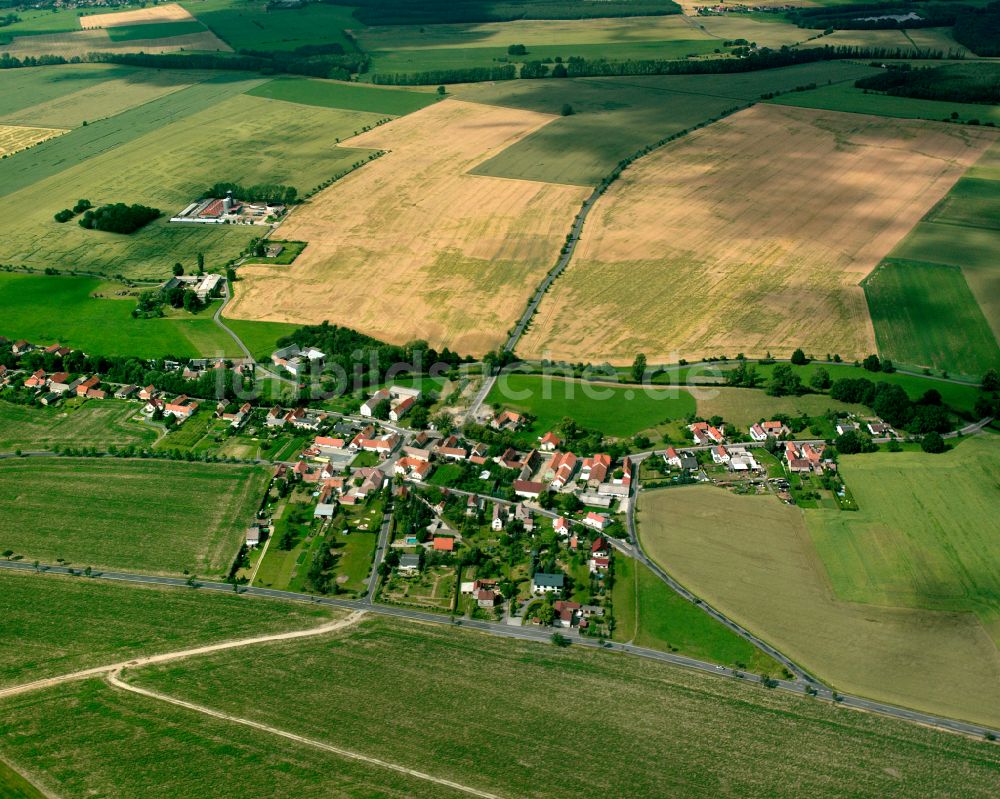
[
  {"xmin": 0, "ymin": 458, "xmax": 269, "ymax": 575},
  {"xmin": 0, "ymin": 273, "xmax": 247, "ymax": 359},
  {"xmin": 0, "ymin": 758, "xmax": 45, "ymax": 799},
  {"xmin": 770, "ymin": 80, "xmax": 1000, "ymax": 125},
  {"xmin": 97, "ymin": 614, "xmax": 1000, "ymax": 798},
  {"xmin": 0, "ymin": 64, "xmax": 202, "ymax": 128},
  {"xmin": 486, "ymin": 373, "xmax": 696, "ymax": 440},
  {"xmin": 0, "ymin": 82, "xmax": 383, "ymax": 279},
  {"xmin": 368, "ymin": 39, "xmax": 717, "ymax": 77},
  {"xmin": 106, "ymin": 20, "xmax": 207, "ymax": 42},
  {"xmin": 458, "ymin": 61, "xmax": 876, "ymax": 185},
  {"xmin": 808, "ymin": 437, "xmax": 1000, "ymax": 639},
  {"xmin": 182, "ymin": 0, "xmax": 357, "ymax": 52},
  {"xmin": 887, "ymin": 141, "xmax": 1000, "ymax": 353},
  {"xmin": 0, "ymin": 678, "xmax": 459, "ymax": 799},
  {"xmin": 0, "ymin": 398, "xmax": 157, "ymax": 453},
  {"xmin": 612, "ymin": 554, "xmax": 779, "ymax": 673},
  {"xmin": 247, "ymin": 77, "xmax": 440, "ymax": 115},
  {"xmin": 0, "ymin": 7, "xmax": 87, "ymax": 42},
  {"xmin": 0, "ymin": 569, "xmax": 335, "ymax": 688},
  {"xmin": 863, "ymin": 260, "xmax": 1000, "ymax": 377},
  {"xmin": 222, "ymin": 315, "xmax": 300, "ymax": 360},
  {"xmin": 638, "ymin": 482, "xmax": 1000, "ymax": 728}
]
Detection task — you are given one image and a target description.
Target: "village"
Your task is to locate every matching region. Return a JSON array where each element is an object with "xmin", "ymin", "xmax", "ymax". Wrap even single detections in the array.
[{"xmin": 0, "ymin": 334, "xmax": 902, "ymax": 636}]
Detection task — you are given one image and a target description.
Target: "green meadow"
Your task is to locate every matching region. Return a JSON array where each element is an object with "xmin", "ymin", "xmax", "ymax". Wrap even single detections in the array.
[
  {"xmin": 0, "ymin": 679, "xmax": 454, "ymax": 799},
  {"xmin": 0, "ymin": 398, "xmax": 157, "ymax": 453},
  {"xmin": 0, "ymin": 458, "xmax": 269, "ymax": 576},
  {"xmin": 367, "ymin": 38, "xmax": 717, "ymax": 77},
  {"xmin": 0, "ymin": 84, "xmax": 382, "ymax": 279},
  {"xmin": 182, "ymin": 0, "xmax": 358, "ymax": 52},
  {"xmin": 486, "ymin": 372, "xmax": 695, "ymax": 440},
  {"xmin": 247, "ymin": 76, "xmax": 439, "ymax": 115},
  {"xmin": 807, "ymin": 437, "xmax": 1000, "ymax": 641},
  {"xmin": 612, "ymin": 554, "xmax": 779, "ymax": 673},
  {"xmin": 460, "ymin": 61, "xmax": 876, "ymax": 185},
  {"xmin": 887, "ymin": 141, "xmax": 1000, "ymax": 360},
  {"xmin": 115, "ymin": 615, "xmax": 1000, "ymax": 798},
  {"xmin": 863, "ymin": 260, "xmax": 1000, "ymax": 377},
  {"xmin": 0, "ymin": 570, "xmax": 335, "ymax": 688},
  {"xmin": 0, "ymin": 273, "xmax": 244, "ymax": 359},
  {"xmin": 106, "ymin": 20, "xmax": 208, "ymax": 42}
]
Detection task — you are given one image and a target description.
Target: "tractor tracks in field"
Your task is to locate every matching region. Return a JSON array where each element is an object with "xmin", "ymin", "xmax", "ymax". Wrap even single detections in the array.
[{"xmin": 106, "ymin": 671, "xmax": 505, "ymax": 799}]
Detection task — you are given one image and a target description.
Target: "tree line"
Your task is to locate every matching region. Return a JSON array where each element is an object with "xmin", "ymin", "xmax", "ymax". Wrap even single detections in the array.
[
  {"xmin": 338, "ymin": 0, "xmax": 679, "ymax": 26},
  {"xmin": 855, "ymin": 63, "xmax": 1000, "ymax": 105},
  {"xmin": 203, "ymin": 182, "xmax": 298, "ymax": 205}
]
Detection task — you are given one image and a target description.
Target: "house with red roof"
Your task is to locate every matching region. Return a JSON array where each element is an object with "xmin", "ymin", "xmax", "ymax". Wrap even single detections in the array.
[
  {"xmin": 583, "ymin": 512, "xmax": 610, "ymax": 531},
  {"xmin": 547, "ymin": 451, "xmax": 578, "ymax": 489},
  {"xmin": 539, "ymin": 431, "xmax": 561, "ymax": 451}
]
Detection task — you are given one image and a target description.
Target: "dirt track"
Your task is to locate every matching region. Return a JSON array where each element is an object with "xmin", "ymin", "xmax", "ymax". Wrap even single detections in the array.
[{"xmin": 0, "ymin": 611, "xmax": 366, "ymax": 702}]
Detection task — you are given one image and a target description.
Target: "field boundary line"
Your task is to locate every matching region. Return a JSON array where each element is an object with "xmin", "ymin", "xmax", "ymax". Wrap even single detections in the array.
[
  {"xmin": 106, "ymin": 670, "xmax": 505, "ymax": 799},
  {"xmin": 0, "ymin": 611, "xmax": 366, "ymax": 702}
]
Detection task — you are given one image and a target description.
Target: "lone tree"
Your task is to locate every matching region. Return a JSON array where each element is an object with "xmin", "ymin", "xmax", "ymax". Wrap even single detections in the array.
[
  {"xmin": 631, "ymin": 353, "xmax": 647, "ymax": 384},
  {"xmin": 809, "ymin": 367, "xmax": 832, "ymax": 391},
  {"xmin": 507, "ymin": 43, "xmax": 527, "ymax": 55},
  {"xmin": 172, "ymin": 263, "xmax": 184, "ymax": 277},
  {"xmin": 790, "ymin": 348, "xmax": 807, "ymax": 365},
  {"xmin": 561, "ymin": 103, "xmax": 575, "ymax": 116},
  {"xmin": 436, "ymin": 85, "xmax": 446, "ymax": 96},
  {"xmin": 982, "ymin": 368, "xmax": 1000, "ymax": 392},
  {"xmin": 921, "ymin": 432, "xmax": 947, "ymax": 453},
  {"xmin": 862, "ymin": 353, "xmax": 882, "ymax": 372}
]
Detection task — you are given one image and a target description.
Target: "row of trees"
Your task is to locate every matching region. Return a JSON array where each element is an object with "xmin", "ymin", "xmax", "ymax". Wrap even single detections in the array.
[{"xmin": 203, "ymin": 182, "xmax": 298, "ymax": 205}]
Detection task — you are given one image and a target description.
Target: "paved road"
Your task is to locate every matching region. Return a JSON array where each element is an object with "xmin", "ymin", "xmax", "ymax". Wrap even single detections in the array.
[{"xmin": 2, "ymin": 559, "xmax": 996, "ymax": 740}]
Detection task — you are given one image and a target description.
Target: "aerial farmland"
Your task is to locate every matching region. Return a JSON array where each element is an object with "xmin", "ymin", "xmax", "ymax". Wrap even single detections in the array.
[{"xmin": 1, "ymin": 0, "xmax": 999, "ymax": 796}]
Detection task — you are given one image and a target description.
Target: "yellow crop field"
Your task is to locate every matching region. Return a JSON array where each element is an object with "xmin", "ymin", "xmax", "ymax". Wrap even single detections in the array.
[
  {"xmin": 638, "ymin": 485, "xmax": 1000, "ymax": 729},
  {"xmin": 79, "ymin": 3, "xmax": 195, "ymax": 28},
  {"xmin": 0, "ymin": 28, "xmax": 229, "ymax": 59},
  {"xmin": 519, "ymin": 104, "xmax": 995, "ymax": 364},
  {"xmin": 0, "ymin": 124, "xmax": 67, "ymax": 157},
  {"xmin": 227, "ymin": 99, "xmax": 590, "ymax": 355}
]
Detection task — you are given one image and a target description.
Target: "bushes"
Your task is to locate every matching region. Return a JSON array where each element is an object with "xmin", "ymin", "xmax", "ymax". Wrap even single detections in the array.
[
  {"xmin": 53, "ymin": 209, "xmax": 73, "ymax": 224},
  {"xmin": 78, "ymin": 203, "xmax": 160, "ymax": 234}
]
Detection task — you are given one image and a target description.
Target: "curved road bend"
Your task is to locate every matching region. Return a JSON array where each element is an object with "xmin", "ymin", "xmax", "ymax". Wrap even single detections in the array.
[{"xmin": 1, "ymin": 561, "xmax": 997, "ymax": 741}]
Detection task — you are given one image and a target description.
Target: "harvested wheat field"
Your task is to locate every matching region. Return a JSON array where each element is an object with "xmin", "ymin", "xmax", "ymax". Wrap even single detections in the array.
[
  {"xmin": 0, "ymin": 124, "xmax": 66, "ymax": 157},
  {"xmin": 0, "ymin": 28, "xmax": 229, "ymax": 58},
  {"xmin": 226, "ymin": 99, "xmax": 590, "ymax": 355},
  {"xmin": 519, "ymin": 104, "xmax": 996, "ymax": 364},
  {"xmin": 79, "ymin": 3, "xmax": 195, "ymax": 28}
]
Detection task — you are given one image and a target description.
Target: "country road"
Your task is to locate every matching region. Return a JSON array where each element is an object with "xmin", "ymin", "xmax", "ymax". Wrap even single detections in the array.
[{"xmin": 2, "ymin": 560, "xmax": 997, "ymax": 742}]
